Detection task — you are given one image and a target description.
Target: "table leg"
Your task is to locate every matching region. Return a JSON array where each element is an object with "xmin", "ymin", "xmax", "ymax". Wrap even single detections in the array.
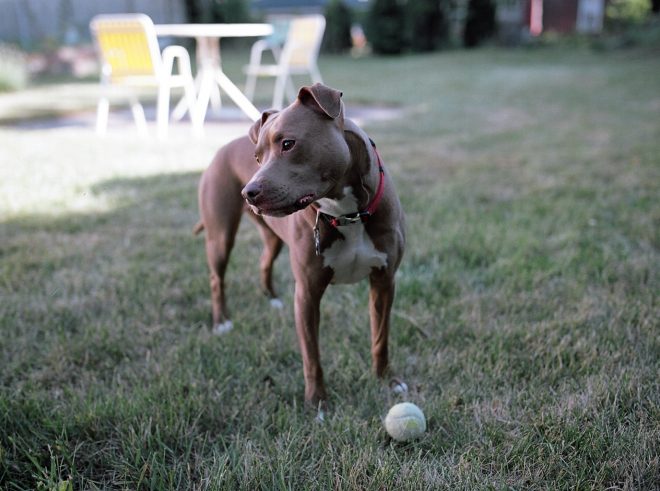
[
  {"xmin": 172, "ymin": 36, "xmax": 262, "ymax": 123},
  {"xmin": 203, "ymin": 37, "xmax": 222, "ymax": 112},
  {"xmin": 194, "ymin": 66, "xmax": 218, "ymax": 122},
  {"xmin": 173, "ymin": 37, "xmax": 222, "ymax": 123},
  {"xmin": 215, "ymin": 69, "xmax": 261, "ymax": 121}
]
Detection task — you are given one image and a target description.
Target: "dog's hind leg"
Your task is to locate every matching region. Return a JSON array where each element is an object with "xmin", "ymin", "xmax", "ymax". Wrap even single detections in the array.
[{"xmin": 205, "ymin": 230, "xmax": 238, "ymax": 335}]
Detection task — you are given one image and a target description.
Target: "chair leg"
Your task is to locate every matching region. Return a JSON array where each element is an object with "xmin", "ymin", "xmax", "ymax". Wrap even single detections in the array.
[
  {"xmin": 157, "ymin": 84, "xmax": 171, "ymax": 139},
  {"xmin": 285, "ymin": 75, "xmax": 296, "ymax": 105},
  {"xmin": 273, "ymin": 71, "xmax": 288, "ymax": 110},
  {"xmin": 130, "ymin": 97, "xmax": 148, "ymax": 137},
  {"xmin": 172, "ymin": 71, "xmax": 203, "ymax": 121},
  {"xmin": 209, "ymin": 82, "xmax": 222, "ymax": 111},
  {"xmin": 245, "ymin": 40, "xmax": 267, "ymax": 102},
  {"xmin": 96, "ymin": 96, "xmax": 109, "ymax": 135},
  {"xmin": 245, "ymin": 71, "xmax": 258, "ymax": 103},
  {"xmin": 171, "ymin": 91, "xmax": 189, "ymax": 121},
  {"xmin": 184, "ymin": 79, "xmax": 203, "ymax": 137},
  {"xmin": 310, "ymin": 64, "xmax": 323, "ymax": 85}
]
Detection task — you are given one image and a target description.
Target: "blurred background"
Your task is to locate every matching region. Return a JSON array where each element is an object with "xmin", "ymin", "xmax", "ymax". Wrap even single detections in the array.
[{"xmin": 1, "ymin": 0, "xmax": 659, "ymax": 93}]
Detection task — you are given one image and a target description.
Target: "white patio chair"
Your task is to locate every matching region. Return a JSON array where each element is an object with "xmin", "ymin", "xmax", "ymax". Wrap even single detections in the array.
[
  {"xmin": 243, "ymin": 16, "xmax": 291, "ymax": 75},
  {"xmin": 244, "ymin": 15, "xmax": 326, "ymax": 110},
  {"xmin": 90, "ymin": 14, "xmax": 202, "ymax": 138}
]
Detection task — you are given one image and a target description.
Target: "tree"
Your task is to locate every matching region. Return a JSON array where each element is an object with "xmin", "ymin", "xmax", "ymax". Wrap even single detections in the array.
[
  {"xmin": 183, "ymin": 0, "xmax": 250, "ymax": 24},
  {"xmin": 367, "ymin": 0, "xmax": 407, "ymax": 55},
  {"xmin": 208, "ymin": 0, "xmax": 251, "ymax": 23},
  {"xmin": 323, "ymin": 0, "xmax": 354, "ymax": 54},
  {"xmin": 183, "ymin": 0, "xmax": 203, "ymax": 23},
  {"xmin": 408, "ymin": 0, "xmax": 449, "ymax": 52},
  {"xmin": 463, "ymin": 0, "xmax": 496, "ymax": 48}
]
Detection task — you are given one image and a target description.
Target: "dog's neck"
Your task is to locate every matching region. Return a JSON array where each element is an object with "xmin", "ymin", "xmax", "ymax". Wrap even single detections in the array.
[
  {"xmin": 316, "ymin": 186, "xmax": 360, "ymax": 216},
  {"xmin": 318, "ymin": 144, "xmax": 382, "ymax": 216}
]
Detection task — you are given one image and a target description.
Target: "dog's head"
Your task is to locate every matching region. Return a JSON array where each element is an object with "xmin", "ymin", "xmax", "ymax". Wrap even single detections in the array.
[{"xmin": 241, "ymin": 83, "xmax": 352, "ymax": 217}]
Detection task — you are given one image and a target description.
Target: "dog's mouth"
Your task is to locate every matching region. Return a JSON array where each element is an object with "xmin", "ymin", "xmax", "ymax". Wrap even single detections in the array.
[
  {"xmin": 250, "ymin": 193, "xmax": 316, "ymax": 217},
  {"xmin": 295, "ymin": 194, "xmax": 315, "ymax": 209}
]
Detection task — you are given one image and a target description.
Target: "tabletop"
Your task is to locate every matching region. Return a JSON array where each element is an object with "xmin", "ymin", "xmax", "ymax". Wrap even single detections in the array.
[{"xmin": 154, "ymin": 23, "xmax": 273, "ymax": 38}]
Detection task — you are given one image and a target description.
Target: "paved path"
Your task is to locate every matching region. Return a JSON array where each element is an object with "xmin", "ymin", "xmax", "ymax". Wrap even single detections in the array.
[{"xmin": 6, "ymin": 103, "xmax": 403, "ymax": 132}]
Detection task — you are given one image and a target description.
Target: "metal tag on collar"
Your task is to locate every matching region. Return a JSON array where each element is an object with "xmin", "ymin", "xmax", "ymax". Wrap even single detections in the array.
[
  {"xmin": 313, "ymin": 211, "xmax": 321, "ymax": 256},
  {"xmin": 334, "ymin": 212, "xmax": 368, "ymax": 226}
]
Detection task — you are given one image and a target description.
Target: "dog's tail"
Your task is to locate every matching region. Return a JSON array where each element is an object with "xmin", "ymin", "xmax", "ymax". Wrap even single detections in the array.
[{"xmin": 193, "ymin": 221, "xmax": 205, "ymax": 235}]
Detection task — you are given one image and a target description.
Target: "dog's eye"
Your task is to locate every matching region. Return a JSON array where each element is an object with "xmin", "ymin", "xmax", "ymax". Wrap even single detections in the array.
[{"xmin": 282, "ymin": 140, "xmax": 295, "ymax": 152}]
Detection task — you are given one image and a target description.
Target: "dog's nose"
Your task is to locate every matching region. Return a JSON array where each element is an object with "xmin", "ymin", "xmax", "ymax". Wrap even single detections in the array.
[{"xmin": 242, "ymin": 182, "xmax": 262, "ymax": 204}]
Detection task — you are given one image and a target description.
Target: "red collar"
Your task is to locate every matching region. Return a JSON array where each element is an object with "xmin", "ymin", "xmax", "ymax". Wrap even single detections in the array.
[{"xmin": 318, "ymin": 141, "xmax": 385, "ymax": 228}]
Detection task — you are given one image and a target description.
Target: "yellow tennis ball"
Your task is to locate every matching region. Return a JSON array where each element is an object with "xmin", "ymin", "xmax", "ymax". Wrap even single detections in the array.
[{"xmin": 384, "ymin": 402, "xmax": 426, "ymax": 441}]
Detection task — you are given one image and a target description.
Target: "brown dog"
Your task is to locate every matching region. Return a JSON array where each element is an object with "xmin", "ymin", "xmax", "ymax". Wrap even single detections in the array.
[{"xmin": 196, "ymin": 84, "xmax": 406, "ymax": 411}]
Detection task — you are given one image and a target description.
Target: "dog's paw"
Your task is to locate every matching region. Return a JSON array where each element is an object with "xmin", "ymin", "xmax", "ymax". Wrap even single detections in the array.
[
  {"xmin": 269, "ymin": 298, "xmax": 284, "ymax": 310},
  {"xmin": 389, "ymin": 378, "xmax": 408, "ymax": 395},
  {"xmin": 212, "ymin": 320, "xmax": 233, "ymax": 335}
]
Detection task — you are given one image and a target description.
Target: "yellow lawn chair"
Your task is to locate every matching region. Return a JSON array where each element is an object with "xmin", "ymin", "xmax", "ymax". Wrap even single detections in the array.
[
  {"xmin": 90, "ymin": 13, "xmax": 201, "ymax": 138},
  {"xmin": 244, "ymin": 15, "xmax": 326, "ymax": 110}
]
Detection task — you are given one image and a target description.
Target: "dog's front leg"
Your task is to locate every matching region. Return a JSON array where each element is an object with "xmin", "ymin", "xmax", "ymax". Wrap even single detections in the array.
[
  {"xmin": 369, "ymin": 269, "xmax": 395, "ymax": 377},
  {"xmin": 294, "ymin": 280, "xmax": 328, "ymax": 409}
]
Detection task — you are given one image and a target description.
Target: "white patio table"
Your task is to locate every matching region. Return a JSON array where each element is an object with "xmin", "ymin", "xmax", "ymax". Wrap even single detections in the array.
[{"xmin": 154, "ymin": 23, "xmax": 273, "ymax": 122}]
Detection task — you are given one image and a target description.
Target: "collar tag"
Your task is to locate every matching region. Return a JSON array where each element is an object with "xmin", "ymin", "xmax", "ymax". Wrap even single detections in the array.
[{"xmin": 313, "ymin": 211, "xmax": 322, "ymax": 256}]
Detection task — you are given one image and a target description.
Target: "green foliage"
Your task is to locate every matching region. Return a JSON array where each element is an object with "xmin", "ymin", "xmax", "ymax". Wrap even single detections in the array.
[
  {"xmin": 182, "ymin": 0, "xmax": 204, "ymax": 23},
  {"xmin": 407, "ymin": 0, "xmax": 449, "ymax": 52},
  {"xmin": 323, "ymin": 0, "xmax": 354, "ymax": 54},
  {"xmin": 183, "ymin": 0, "xmax": 251, "ymax": 23},
  {"xmin": 207, "ymin": 0, "xmax": 251, "ymax": 23},
  {"xmin": 0, "ymin": 44, "xmax": 28, "ymax": 92},
  {"xmin": 367, "ymin": 0, "xmax": 450, "ymax": 54},
  {"xmin": 463, "ymin": 0, "xmax": 497, "ymax": 47},
  {"xmin": 366, "ymin": 0, "xmax": 408, "ymax": 54},
  {"xmin": 606, "ymin": 0, "xmax": 653, "ymax": 27}
]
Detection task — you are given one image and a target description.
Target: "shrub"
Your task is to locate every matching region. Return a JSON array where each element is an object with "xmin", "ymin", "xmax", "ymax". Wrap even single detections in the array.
[
  {"xmin": 207, "ymin": 0, "xmax": 251, "ymax": 23},
  {"xmin": 366, "ymin": 0, "xmax": 407, "ymax": 54},
  {"xmin": 0, "ymin": 44, "xmax": 28, "ymax": 92},
  {"xmin": 183, "ymin": 0, "xmax": 204, "ymax": 23},
  {"xmin": 463, "ymin": 0, "xmax": 497, "ymax": 47},
  {"xmin": 367, "ymin": 0, "xmax": 450, "ymax": 54},
  {"xmin": 605, "ymin": 0, "xmax": 652, "ymax": 28},
  {"xmin": 183, "ymin": 0, "xmax": 251, "ymax": 23},
  {"xmin": 407, "ymin": 0, "xmax": 449, "ymax": 52},
  {"xmin": 323, "ymin": 0, "xmax": 354, "ymax": 53}
]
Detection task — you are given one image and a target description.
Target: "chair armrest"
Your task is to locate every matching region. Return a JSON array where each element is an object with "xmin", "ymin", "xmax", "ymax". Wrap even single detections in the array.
[
  {"xmin": 247, "ymin": 40, "xmax": 269, "ymax": 69},
  {"xmin": 161, "ymin": 45, "xmax": 193, "ymax": 77},
  {"xmin": 245, "ymin": 39, "xmax": 283, "ymax": 73}
]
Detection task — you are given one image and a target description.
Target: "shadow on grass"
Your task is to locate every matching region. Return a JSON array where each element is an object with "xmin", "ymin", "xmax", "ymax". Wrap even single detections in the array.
[
  {"xmin": 0, "ymin": 166, "xmax": 294, "ymax": 354},
  {"xmin": 0, "ymin": 170, "xmax": 210, "ymax": 342},
  {"xmin": 2, "ymin": 171, "xmax": 199, "ymax": 228}
]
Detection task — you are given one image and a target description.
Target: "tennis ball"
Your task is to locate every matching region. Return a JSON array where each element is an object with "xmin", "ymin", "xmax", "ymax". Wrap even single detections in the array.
[{"xmin": 384, "ymin": 402, "xmax": 426, "ymax": 441}]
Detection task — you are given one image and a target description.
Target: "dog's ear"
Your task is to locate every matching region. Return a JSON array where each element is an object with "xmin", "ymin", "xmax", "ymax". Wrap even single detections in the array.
[
  {"xmin": 248, "ymin": 109, "xmax": 278, "ymax": 144},
  {"xmin": 298, "ymin": 83, "xmax": 344, "ymax": 121},
  {"xmin": 344, "ymin": 126, "xmax": 372, "ymax": 176}
]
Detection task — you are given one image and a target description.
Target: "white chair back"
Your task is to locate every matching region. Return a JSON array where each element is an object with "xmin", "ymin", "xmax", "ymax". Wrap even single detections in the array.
[{"xmin": 282, "ymin": 15, "xmax": 326, "ymax": 68}]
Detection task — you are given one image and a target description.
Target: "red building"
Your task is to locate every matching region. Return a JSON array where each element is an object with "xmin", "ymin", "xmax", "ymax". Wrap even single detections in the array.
[{"xmin": 523, "ymin": 0, "xmax": 605, "ymax": 35}]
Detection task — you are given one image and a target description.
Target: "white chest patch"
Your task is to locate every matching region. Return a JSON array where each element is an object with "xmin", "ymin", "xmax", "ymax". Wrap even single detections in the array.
[{"xmin": 317, "ymin": 187, "xmax": 388, "ymax": 284}]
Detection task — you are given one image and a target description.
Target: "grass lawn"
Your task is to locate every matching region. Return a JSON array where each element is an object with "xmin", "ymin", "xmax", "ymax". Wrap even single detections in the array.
[{"xmin": 1, "ymin": 45, "xmax": 659, "ymax": 489}]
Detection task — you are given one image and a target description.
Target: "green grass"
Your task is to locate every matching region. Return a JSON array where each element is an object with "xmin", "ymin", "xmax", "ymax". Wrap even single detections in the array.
[{"xmin": 1, "ymin": 45, "xmax": 659, "ymax": 489}]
